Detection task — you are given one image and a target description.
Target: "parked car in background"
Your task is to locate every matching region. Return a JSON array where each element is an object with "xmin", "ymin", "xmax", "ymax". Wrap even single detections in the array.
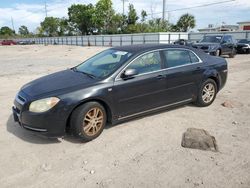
[
  {"xmin": 17, "ymin": 40, "xmax": 35, "ymax": 45},
  {"xmin": 192, "ymin": 35, "xmax": 236, "ymax": 58},
  {"xmin": 173, "ymin": 39, "xmax": 193, "ymax": 46},
  {"xmin": 13, "ymin": 44, "xmax": 228, "ymax": 141},
  {"xmin": 236, "ymin": 39, "xmax": 250, "ymax": 54},
  {"xmin": 0, "ymin": 40, "xmax": 17, "ymax": 45}
]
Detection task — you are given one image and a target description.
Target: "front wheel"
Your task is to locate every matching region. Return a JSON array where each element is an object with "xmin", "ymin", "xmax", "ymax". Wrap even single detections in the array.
[
  {"xmin": 195, "ymin": 79, "xmax": 217, "ymax": 107},
  {"xmin": 229, "ymin": 49, "xmax": 236, "ymax": 58},
  {"xmin": 70, "ymin": 102, "xmax": 107, "ymax": 142}
]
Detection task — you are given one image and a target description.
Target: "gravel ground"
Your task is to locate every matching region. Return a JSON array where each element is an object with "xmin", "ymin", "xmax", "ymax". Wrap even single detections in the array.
[{"xmin": 0, "ymin": 45, "xmax": 250, "ymax": 188}]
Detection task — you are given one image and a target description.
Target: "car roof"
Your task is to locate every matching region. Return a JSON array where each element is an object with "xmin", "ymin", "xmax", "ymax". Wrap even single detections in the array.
[{"xmin": 111, "ymin": 44, "xmax": 194, "ymax": 54}]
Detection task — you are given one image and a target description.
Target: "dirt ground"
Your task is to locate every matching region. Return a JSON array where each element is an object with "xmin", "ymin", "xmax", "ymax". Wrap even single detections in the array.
[{"xmin": 0, "ymin": 45, "xmax": 249, "ymax": 188}]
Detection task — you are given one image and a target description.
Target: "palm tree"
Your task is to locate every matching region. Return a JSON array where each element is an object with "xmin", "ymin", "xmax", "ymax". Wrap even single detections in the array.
[{"xmin": 176, "ymin": 13, "xmax": 196, "ymax": 32}]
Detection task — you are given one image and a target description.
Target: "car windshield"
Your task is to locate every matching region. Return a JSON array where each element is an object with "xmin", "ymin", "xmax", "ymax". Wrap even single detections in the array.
[
  {"xmin": 200, "ymin": 36, "xmax": 222, "ymax": 43},
  {"xmin": 238, "ymin": 39, "xmax": 250, "ymax": 44},
  {"xmin": 74, "ymin": 49, "xmax": 133, "ymax": 79}
]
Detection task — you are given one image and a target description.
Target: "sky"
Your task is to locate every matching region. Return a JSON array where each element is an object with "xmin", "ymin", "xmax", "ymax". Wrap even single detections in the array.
[{"xmin": 0, "ymin": 0, "xmax": 250, "ymax": 33}]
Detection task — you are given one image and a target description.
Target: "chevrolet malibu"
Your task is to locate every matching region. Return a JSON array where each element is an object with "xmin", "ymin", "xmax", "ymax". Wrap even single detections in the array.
[{"xmin": 13, "ymin": 44, "xmax": 228, "ymax": 141}]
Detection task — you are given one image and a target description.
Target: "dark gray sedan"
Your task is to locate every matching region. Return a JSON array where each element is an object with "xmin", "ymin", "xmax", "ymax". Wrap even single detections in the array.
[{"xmin": 13, "ymin": 44, "xmax": 228, "ymax": 141}]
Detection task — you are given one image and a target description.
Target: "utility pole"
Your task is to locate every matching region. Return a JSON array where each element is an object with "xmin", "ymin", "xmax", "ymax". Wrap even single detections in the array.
[
  {"xmin": 162, "ymin": 0, "xmax": 166, "ymax": 21},
  {"xmin": 121, "ymin": 0, "xmax": 128, "ymax": 15},
  {"xmin": 45, "ymin": 1, "xmax": 48, "ymax": 17},
  {"xmin": 11, "ymin": 17, "xmax": 15, "ymax": 32}
]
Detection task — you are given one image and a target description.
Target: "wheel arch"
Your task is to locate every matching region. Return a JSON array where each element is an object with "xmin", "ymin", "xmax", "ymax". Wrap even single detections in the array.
[
  {"xmin": 65, "ymin": 98, "xmax": 113, "ymax": 131},
  {"xmin": 203, "ymin": 69, "xmax": 221, "ymax": 91}
]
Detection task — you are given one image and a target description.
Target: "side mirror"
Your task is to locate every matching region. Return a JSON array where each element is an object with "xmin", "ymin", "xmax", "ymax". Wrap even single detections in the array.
[{"xmin": 121, "ymin": 69, "xmax": 138, "ymax": 80}]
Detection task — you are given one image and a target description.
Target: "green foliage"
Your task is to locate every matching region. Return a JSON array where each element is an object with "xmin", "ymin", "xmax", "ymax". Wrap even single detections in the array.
[
  {"xmin": 175, "ymin": 13, "xmax": 196, "ymax": 32},
  {"xmin": 9, "ymin": 1, "xmax": 197, "ymax": 38},
  {"xmin": 18, "ymin": 25, "xmax": 29, "ymax": 36},
  {"xmin": 95, "ymin": 0, "xmax": 115, "ymax": 34},
  {"xmin": 68, "ymin": 4, "xmax": 95, "ymax": 35},
  {"xmin": 40, "ymin": 17, "xmax": 60, "ymax": 36},
  {"xmin": 127, "ymin": 4, "xmax": 138, "ymax": 25},
  {"xmin": 0, "ymin": 26, "xmax": 15, "ymax": 37}
]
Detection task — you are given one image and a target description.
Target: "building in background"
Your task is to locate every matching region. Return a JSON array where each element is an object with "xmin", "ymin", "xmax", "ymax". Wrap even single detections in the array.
[
  {"xmin": 198, "ymin": 24, "xmax": 239, "ymax": 32},
  {"xmin": 237, "ymin": 21, "xmax": 250, "ymax": 31}
]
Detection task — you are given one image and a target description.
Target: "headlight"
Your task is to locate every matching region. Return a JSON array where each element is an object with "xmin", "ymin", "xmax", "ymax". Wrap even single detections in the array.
[
  {"xmin": 29, "ymin": 97, "xmax": 60, "ymax": 113},
  {"xmin": 209, "ymin": 45, "xmax": 217, "ymax": 50}
]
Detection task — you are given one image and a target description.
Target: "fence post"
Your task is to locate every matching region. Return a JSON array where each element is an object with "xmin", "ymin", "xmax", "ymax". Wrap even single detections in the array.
[
  {"xmin": 102, "ymin": 36, "xmax": 104, "ymax": 46},
  {"xmin": 81, "ymin": 36, "xmax": 83, "ymax": 46},
  {"xmin": 76, "ymin": 36, "xmax": 78, "ymax": 46},
  {"xmin": 143, "ymin": 34, "xmax": 146, "ymax": 44},
  {"xmin": 70, "ymin": 37, "xmax": 72, "ymax": 45},
  {"xmin": 131, "ymin": 35, "xmax": 133, "ymax": 45},
  {"xmin": 95, "ymin": 37, "xmax": 97, "ymax": 46},
  {"xmin": 168, "ymin": 33, "xmax": 171, "ymax": 44},
  {"xmin": 120, "ymin": 35, "xmax": 122, "ymax": 46}
]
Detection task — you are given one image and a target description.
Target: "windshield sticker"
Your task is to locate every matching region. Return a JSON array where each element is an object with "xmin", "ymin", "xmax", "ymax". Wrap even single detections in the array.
[{"xmin": 114, "ymin": 51, "xmax": 128, "ymax": 56}]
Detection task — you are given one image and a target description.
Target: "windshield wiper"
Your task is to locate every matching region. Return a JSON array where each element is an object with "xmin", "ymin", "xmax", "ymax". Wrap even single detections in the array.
[
  {"xmin": 72, "ymin": 67, "xmax": 97, "ymax": 79},
  {"xmin": 80, "ymin": 71, "xmax": 97, "ymax": 79}
]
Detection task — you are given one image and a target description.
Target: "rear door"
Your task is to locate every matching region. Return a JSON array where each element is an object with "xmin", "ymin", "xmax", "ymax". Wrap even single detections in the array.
[
  {"xmin": 113, "ymin": 51, "xmax": 168, "ymax": 118},
  {"xmin": 163, "ymin": 49, "xmax": 204, "ymax": 103}
]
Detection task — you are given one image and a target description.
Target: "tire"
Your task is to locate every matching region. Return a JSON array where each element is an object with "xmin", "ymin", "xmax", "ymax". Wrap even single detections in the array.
[
  {"xmin": 195, "ymin": 79, "xmax": 217, "ymax": 107},
  {"xmin": 229, "ymin": 49, "xmax": 236, "ymax": 58},
  {"xmin": 70, "ymin": 102, "xmax": 107, "ymax": 142},
  {"xmin": 215, "ymin": 49, "xmax": 220, "ymax": 56}
]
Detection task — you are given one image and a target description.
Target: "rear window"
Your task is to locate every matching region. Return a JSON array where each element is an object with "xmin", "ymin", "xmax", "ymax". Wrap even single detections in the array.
[{"xmin": 164, "ymin": 49, "xmax": 200, "ymax": 68}]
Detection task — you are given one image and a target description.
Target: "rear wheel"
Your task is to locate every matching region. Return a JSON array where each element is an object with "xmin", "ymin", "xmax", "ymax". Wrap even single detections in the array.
[
  {"xmin": 70, "ymin": 102, "xmax": 106, "ymax": 142},
  {"xmin": 195, "ymin": 79, "xmax": 217, "ymax": 107}
]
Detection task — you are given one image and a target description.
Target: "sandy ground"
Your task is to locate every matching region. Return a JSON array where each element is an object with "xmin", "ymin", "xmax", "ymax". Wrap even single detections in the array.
[{"xmin": 0, "ymin": 45, "xmax": 249, "ymax": 188}]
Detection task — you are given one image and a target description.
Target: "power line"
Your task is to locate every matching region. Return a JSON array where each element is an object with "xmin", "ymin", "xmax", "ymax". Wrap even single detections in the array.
[
  {"xmin": 162, "ymin": 0, "xmax": 166, "ymax": 21},
  {"xmin": 45, "ymin": 1, "xmax": 48, "ymax": 17},
  {"xmin": 149, "ymin": 0, "xmax": 236, "ymax": 15},
  {"xmin": 121, "ymin": 0, "xmax": 128, "ymax": 15},
  {"xmin": 11, "ymin": 17, "xmax": 15, "ymax": 31}
]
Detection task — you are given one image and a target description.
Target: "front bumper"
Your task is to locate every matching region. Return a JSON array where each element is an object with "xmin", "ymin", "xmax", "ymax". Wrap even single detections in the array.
[{"xmin": 12, "ymin": 93, "xmax": 68, "ymax": 137}]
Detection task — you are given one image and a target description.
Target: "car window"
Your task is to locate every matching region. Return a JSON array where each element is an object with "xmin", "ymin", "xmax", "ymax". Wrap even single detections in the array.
[
  {"xmin": 223, "ymin": 36, "xmax": 232, "ymax": 43},
  {"xmin": 189, "ymin": 51, "xmax": 200, "ymax": 63},
  {"xmin": 126, "ymin": 51, "xmax": 161, "ymax": 74},
  {"xmin": 164, "ymin": 50, "xmax": 192, "ymax": 68},
  {"xmin": 76, "ymin": 49, "xmax": 133, "ymax": 79}
]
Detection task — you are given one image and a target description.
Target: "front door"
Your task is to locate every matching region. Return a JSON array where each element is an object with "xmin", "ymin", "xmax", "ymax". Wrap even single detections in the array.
[{"xmin": 113, "ymin": 51, "xmax": 167, "ymax": 119}]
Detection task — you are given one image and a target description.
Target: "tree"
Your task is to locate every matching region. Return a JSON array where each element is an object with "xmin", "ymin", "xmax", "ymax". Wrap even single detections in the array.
[
  {"xmin": 68, "ymin": 4, "xmax": 95, "ymax": 35},
  {"xmin": 40, "ymin": 17, "xmax": 60, "ymax": 36},
  {"xmin": 18, "ymin": 25, "xmax": 29, "ymax": 36},
  {"xmin": 176, "ymin": 13, "xmax": 196, "ymax": 32},
  {"xmin": 0, "ymin": 26, "xmax": 15, "ymax": 36},
  {"xmin": 95, "ymin": 0, "xmax": 115, "ymax": 34},
  {"xmin": 141, "ymin": 10, "xmax": 147, "ymax": 23},
  {"xmin": 127, "ymin": 4, "xmax": 138, "ymax": 25}
]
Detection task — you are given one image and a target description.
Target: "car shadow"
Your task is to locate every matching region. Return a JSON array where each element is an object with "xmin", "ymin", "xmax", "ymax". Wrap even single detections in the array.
[
  {"xmin": 6, "ymin": 115, "xmax": 61, "ymax": 144},
  {"xmin": 6, "ymin": 103, "xmax": 195, "ymax": 144},
  {"xmin": 104, "ymin": 104, "xmax": 192, "ymax": 130}
]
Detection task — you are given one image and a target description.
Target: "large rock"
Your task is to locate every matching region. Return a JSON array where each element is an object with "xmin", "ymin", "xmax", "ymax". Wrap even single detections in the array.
[{"xmin": 181, "ymin": 128, "xmax": 218, "ymax": 152}]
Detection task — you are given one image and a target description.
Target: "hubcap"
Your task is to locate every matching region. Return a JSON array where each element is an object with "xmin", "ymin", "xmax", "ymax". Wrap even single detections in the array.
[
  {"xmin": 83, "ymin": 107, "xmax": 104, "ymax": 136},
  {"xmin": 202, "ymin": 83, "xmax": 215, "ymax": 103}
]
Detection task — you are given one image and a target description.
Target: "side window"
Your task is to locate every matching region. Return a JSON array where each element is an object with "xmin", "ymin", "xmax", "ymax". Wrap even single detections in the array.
[
  {"xmin": 127, "ymin": 51, "xmax": 161, "ymax": 74},
  {"xmin": 164, "ymin": 50, "xmax": 192, "ymax": 68},
  {"xmin": 189, "ymin": 51, "xmax": 200, "ymax": 63}
]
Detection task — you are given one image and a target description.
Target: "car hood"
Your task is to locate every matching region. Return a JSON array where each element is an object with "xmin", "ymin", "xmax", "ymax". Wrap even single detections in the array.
[
  {"xmin": 21, "ymin": 69, "xmax": 98, "ymax": 98},
  {"xmin": 193, "ymin": 42, "xmax": 219, "ymax": 47}
]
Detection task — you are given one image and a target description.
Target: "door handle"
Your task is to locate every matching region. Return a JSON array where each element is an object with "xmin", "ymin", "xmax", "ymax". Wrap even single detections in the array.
[{"xmin": 156, "ymin": 75, "xmax": 165, "ymax": 79}]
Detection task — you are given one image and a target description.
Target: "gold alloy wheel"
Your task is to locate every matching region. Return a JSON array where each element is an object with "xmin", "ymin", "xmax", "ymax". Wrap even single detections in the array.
[
  {"xmin": 82, "ymin": 107, "xmax": 104, "ymax": 136},
  {"xmin": 202, "ymin": 83, "xmax": 215, "ymax": 103}
]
